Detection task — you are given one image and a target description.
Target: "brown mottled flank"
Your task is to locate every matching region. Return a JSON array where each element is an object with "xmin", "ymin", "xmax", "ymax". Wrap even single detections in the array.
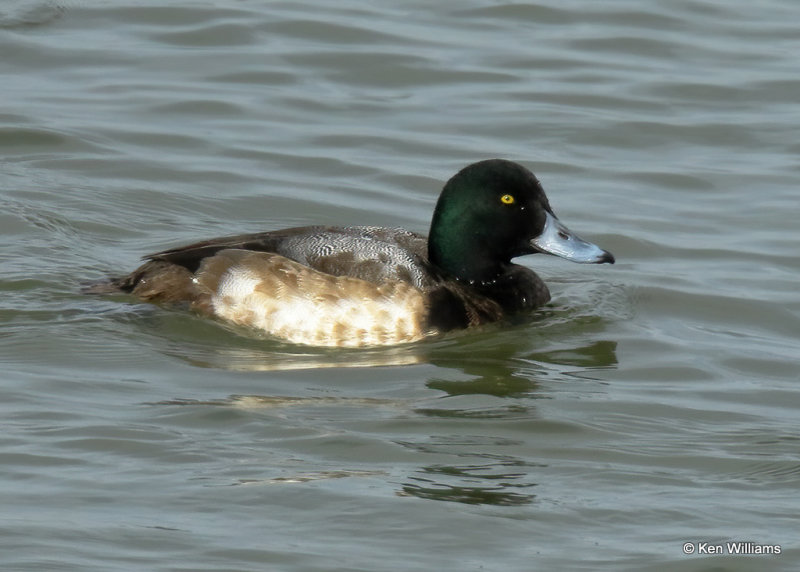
[{"xmin": 193, "ymin": 250, "xmax": 431, "ymax": 347}]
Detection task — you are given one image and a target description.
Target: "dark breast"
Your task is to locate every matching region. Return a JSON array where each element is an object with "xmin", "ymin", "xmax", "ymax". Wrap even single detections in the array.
[{"xmin": 425, "ymin": 264, "xmax": 551, "ymax": 332}]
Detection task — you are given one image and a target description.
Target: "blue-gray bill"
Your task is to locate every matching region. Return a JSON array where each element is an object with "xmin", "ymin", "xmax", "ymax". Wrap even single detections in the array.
[{"xmin": 530, "ymin": 212, "xmax": 615, "ymax": 264}]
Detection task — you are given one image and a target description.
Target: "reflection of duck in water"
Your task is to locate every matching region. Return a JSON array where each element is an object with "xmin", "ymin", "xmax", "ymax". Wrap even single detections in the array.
[{"xmin": 92, "ymin": 159, "xmax": 614, "ymax": 347}]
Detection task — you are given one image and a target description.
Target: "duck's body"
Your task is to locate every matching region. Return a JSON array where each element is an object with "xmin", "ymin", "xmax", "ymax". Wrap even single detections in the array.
[{"xmin": 93, "ymin": 159, "xmax": 614, "ymax": 347}]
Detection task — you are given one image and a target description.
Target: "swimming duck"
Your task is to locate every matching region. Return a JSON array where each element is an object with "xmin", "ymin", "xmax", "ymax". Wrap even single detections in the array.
[{"xmin": 95, "ymin": 159, "xmax": 614, "ymax": 347}]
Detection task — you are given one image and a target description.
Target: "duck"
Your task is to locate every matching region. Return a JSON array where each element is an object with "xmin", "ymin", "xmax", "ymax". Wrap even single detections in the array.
[{"xmin": 92, "ymin": 159, "xmax": 614, "ymax": 347}]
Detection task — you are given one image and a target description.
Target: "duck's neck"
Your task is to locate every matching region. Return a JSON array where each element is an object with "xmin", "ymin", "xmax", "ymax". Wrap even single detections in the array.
[{"xmin": 428, "ymin": 219, "xmax": 506, "ymax": 283}]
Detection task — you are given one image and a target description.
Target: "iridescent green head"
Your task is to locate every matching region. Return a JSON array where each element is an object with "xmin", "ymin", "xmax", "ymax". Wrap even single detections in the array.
[{"xmin": 428, "ymin": 159, "xmax": 614, "ymax": 282}]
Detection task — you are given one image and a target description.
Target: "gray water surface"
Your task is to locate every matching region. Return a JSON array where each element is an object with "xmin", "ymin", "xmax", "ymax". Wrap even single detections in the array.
[{"xmin": 2, "ymin": 1, "xmax": 799, "ymax": 571}]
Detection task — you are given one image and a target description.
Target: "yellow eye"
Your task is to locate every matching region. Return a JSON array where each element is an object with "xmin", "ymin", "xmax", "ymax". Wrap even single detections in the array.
[{"xmin": 500, "ymin": 194, "xmax": 515, "ymax": 205}]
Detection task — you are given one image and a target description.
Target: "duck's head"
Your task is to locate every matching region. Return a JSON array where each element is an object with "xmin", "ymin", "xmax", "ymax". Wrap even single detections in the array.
[{"xmin": 428, "ymin": 159, "xmax": 614, "ymax": 282}]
